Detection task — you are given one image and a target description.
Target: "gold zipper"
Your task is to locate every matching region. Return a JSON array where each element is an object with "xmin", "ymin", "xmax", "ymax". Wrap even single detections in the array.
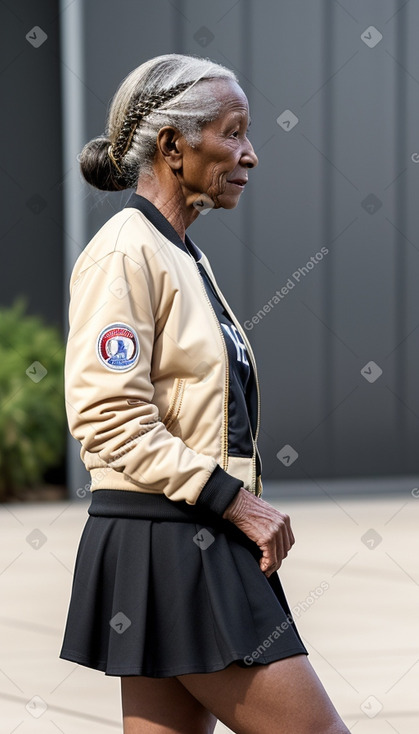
[
  {"xmin": 242, "ymin": 403, "xmax": 257, "ymax": 494},
  {"xmin": 200, "ymin": 259, "xmax": 262, "ymax": 466},
  {"xmin": 188, "ymin": 257, "xmax": 230, "ymax": 470}
]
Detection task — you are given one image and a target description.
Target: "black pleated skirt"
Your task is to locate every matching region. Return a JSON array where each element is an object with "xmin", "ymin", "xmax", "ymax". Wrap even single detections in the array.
[{"xmin": 59, "ymin": 489, "xmax": 308, "ymax": 678}]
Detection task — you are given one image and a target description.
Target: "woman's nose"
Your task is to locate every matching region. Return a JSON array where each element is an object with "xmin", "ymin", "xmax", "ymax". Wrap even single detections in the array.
[{"xmin": 242, "ymin": 139, "xmax": 258, "ymax": 168}]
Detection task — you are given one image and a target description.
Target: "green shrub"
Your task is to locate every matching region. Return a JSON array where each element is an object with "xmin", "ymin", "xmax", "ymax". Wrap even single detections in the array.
[{"xmin": 0, "ymin": 299, "xmax": 66, "ymax": 500}]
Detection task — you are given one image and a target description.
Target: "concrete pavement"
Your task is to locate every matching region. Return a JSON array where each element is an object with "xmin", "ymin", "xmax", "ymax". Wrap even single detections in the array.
[{"xmin": 0, "ymin": 489, "xmax": 418, "ymax": 733}]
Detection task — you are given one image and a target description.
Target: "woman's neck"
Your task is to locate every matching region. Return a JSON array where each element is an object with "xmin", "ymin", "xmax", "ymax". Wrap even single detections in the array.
[{"xmin": 135, "ymin": 171, "xmax": 199, "ymax": 243}]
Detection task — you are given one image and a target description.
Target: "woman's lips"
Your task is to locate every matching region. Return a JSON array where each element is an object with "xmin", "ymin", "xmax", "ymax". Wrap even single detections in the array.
[{"xmin": 226, "ymin": 179, "xmax": 247, "ymax": 189}]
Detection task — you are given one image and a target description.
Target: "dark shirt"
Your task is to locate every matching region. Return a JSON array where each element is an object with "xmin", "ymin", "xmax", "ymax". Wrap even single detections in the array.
[{"xmin": 184, "ymin": 238, "xmax": 256, "ymax": 459}]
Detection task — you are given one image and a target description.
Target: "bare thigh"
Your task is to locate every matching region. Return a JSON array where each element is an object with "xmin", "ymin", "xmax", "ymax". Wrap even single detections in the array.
[
  {"xmin": 120, "ymin": 675, "xmax": 217, "ymax": 734},
  {"xmin": 176, "ymin": 654, "xmax": 350, "ymax": 734}
]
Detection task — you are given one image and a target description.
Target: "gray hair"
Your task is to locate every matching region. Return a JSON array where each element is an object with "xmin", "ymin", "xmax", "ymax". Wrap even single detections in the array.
[{"xmin": 79, "ymin": 54, "xmax": 238, "ymax": 191}]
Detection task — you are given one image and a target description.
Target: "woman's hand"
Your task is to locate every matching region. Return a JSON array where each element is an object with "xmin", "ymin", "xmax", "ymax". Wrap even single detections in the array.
[{"xmin": 222, "ymin": 487, "xmax": 295, "ymax": 577}]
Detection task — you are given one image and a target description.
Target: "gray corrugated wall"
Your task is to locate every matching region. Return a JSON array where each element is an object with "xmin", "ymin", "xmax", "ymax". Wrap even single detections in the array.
[
  {"xmin": 1, "ymin": 0, "xmax": 63, "ymax": 329},
  {"xmin": 2, "ymin": 1, "xmax": 418, "ymax": 490},
  {"xmin": 80, "ymin": 0, "xmax": 419, "ymax": 485}
]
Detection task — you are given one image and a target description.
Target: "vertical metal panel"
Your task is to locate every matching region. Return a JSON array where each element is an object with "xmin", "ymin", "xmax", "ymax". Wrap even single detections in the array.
[
  {"xmin": 403, "ymin": 1, "xmax": 419, "ymax": 474},
  {"xmin": 245, "ymin": 1, "xmax": 327, "ymax": 482},
  {"xmin": 393, "ymin": 1, "xmax": 408, "ymax": 466},
  {"xmin": 320, "ymin": 0, "xmax": 336, "ymax": 475},
  {"xmin": 171, "ymin": 0, "xmax": 185, "ymax": 52},
  {"xmin": 0, "ymin": 0, "xmax": 64, "ymax": 327},
  {"xmin": 60, "ymin": 0, "xmax": 90, "ymax": 497},
  {"xmin": 240, "ymin": 0, "xmax": 255, "ymax": 319}
]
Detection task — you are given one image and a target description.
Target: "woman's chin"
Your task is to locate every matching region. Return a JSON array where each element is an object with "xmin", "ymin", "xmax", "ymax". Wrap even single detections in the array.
[{"xmin": 218, "ymin": 192, "xmax": 243, "ymax": 209}]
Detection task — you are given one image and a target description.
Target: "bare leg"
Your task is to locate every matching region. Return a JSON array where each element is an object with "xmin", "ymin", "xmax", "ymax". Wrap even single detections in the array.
[
  {"xmin": 177, "ymin": 654, "xmax": 350, "ymax": 734},
  {"xmin": 120, "ymin": 674, "xmax": 217, "ymax": 734}
]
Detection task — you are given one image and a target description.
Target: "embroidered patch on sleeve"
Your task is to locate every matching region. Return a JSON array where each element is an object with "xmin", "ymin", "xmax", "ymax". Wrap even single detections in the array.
[{"xmin": 96, "ymin": 323, "xmax": 140, "ymax": 372}]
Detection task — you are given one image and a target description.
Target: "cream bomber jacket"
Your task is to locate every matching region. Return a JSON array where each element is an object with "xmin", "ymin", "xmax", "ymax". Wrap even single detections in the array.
[{"xmin": 64, "ymin": 195, "xmax": 263, "ymax": 516}]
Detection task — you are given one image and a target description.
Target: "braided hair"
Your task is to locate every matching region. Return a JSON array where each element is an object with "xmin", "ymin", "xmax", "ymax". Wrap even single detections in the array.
[
  {"xmin": 79, "ymin": 54, "xmax": 238, "ymax": 191},
  {"xmin": 110, "ymin": 83, "xmax": 191, "ymax": 167}
]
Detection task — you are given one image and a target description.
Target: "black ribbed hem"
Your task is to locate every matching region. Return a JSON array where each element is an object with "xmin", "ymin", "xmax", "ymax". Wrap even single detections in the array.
[
  {"xmin": 88, "ymin": 489, "xmax": 221, "ymax": 523},
  {"xmin": 195, "ymin": 464, "xmax": 242, "ymax": 515},
  {"xmin": 87, "ymin": 468, "xmax": 242, "ymax": 522}
]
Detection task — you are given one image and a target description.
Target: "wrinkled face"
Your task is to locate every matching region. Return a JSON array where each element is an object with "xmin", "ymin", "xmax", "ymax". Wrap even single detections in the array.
[{"xmin": 181, "ymin": 79, "xmax": 258, "ymax": 209}]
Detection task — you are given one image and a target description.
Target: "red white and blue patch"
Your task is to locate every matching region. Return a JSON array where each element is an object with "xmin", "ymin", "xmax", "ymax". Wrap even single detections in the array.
[{"xmin": 96, "ymin": 323, "xmax": 140, "ymax": 372}]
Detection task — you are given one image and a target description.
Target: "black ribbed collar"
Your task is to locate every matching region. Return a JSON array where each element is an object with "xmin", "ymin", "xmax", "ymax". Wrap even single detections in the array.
[{"xmin": 123, "ymin": 192, "xmax": 201, "ymax": 261}]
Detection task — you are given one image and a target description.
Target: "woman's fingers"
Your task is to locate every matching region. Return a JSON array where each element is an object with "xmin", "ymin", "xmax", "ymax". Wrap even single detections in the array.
[
  {"xmin": 259, "ymin": 546, "xmax": 271, "ymax": 574},
  {"xmin": 259, "ymin": 514, "xmax": 294, "ymax": 576},
  {"xmin": 284, "ymin": 512, "xmax": 295, "ymax": 546},
  {"xmin": 257, "ymin": 541, "xmax": 278, "ymax": 577},
  {"xmin": 223, "ymin": 489, "xmax": 296, "ymax": 576}
]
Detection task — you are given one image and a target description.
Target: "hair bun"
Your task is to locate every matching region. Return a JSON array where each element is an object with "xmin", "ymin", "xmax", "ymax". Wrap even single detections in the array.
[{"xmin": 78, "ymin": 136, "xmax": 128, "ymax": 191}]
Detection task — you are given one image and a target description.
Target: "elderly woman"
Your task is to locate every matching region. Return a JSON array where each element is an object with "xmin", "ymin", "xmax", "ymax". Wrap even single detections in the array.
[{"xmin": 59, "ymin": 54, "xmax": 349, "ymax": 734}]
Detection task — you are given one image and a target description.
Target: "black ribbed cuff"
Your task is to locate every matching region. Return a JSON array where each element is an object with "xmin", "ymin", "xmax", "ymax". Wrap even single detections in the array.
[{"xmin": 195, "ymin": 464, "xmax": 242, "ymax": 515}]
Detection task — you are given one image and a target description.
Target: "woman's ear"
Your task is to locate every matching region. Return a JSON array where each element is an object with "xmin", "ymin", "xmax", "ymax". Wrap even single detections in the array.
[{"xmin": 156, "ymin": 126, "xmax": 184, "ymax": 171}]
